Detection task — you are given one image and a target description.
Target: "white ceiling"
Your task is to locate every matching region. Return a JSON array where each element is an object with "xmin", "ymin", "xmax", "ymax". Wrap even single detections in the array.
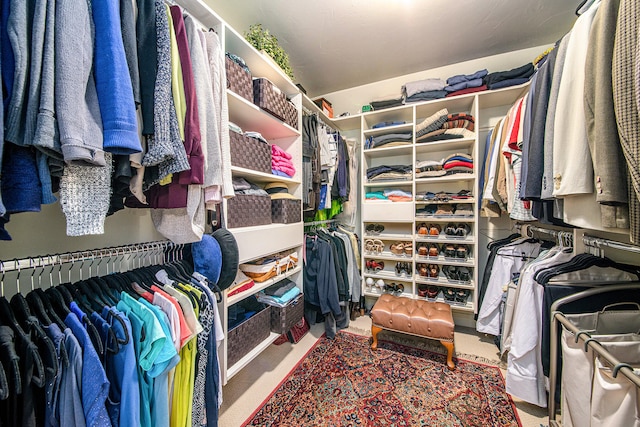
[{"xmin": 205, "ymin": 0, "xmax": 579, "ymax": 98}]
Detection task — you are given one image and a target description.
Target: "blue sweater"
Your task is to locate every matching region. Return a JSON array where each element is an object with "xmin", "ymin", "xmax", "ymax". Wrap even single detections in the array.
[{"xmin": 91, "ymin": 0, "xmax": 142, "ymax": 155}]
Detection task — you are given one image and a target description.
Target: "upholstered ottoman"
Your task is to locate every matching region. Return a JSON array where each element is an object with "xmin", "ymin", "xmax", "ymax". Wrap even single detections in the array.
[{"xmin": 370, "ymin": 294, "xmax": 456, "ymax": 370}]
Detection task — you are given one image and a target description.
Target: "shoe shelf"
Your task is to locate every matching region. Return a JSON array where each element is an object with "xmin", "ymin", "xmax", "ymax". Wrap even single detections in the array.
[
  {"xmin": 363, "ymin": 270, "xmax": 413, "ymax": 281},
  {"xmin": 363, "ymin": 252, "xmax": 413, "ymax": 262},
  {"xmin": 415, "ymin": 215, "xmax": 475, "ymax": 222},
  {"xmin": 364, "ymin": 289, "xmax": 412, "ymax": 299},
  {"xmin": 363, "ymin": 232, "xmax": 413, "ymax": 241},
  {"xmin": 414, "ymin": 275, "xmax": 476, "ymax": 290},
  {"xmin": 416, "ymin": 294, "xmax": 475, "ymax": 312},
  {"xmin": 415, "ymin": 234, "xmax": 475, "ymax": 244},
  {"xmin": 414, "ymin": 256, "xmax": 476, "ymax": 267}
]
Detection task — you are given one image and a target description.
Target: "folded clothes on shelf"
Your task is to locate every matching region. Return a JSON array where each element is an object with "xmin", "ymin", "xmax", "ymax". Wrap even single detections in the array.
[
  {"xmin": 402, "ymin": 78, "xmax": 446, "ymax": 98},
  {"xmin": 366, "ymin": 131, "xmax": 413, "ymax": 149},
  {"xmin": 371, "ymin": 120, "xmax": 406, "ymax": 129}
]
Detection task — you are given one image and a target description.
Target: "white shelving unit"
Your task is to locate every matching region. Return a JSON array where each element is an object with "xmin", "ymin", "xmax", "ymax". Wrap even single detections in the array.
[
  {"xmin": 176, "ymin": 0, "xmax": 305, "ymax": 386},
  {"xmin": 351, "ymin": 84, "xmax": 530, "ymax": 327}
]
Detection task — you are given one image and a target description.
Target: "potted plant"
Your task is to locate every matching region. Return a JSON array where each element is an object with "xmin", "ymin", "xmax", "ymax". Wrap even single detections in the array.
[{"xmin": 244, "ymin": 24, "xmax": 294, "ymax": 80}]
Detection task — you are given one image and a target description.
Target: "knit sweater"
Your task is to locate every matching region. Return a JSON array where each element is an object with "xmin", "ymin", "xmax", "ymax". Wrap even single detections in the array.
[
  {"xmin": 91, "ymin": 0, "xmax": 142, "ymax": 155},
  {"xmin": 204, "ymin": 30, "xmax": 234, "ymax": 199},
  {"xmin": 55, "ymin": 0, "xmax": 105, "ymax": 166},
  {"xmin": 4, "ymin": 0, "xmax": 32, "ymax": 146}
]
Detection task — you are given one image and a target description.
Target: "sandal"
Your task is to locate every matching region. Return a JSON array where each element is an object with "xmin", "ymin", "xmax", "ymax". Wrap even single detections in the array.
[
  {"xmin": 403, "ymin": 242, "xmax": 413, "ymax": 256},
  {"xmin": 417, "ymin": 263, "xmax": 428, "ymax": 277},
  {"xmin": 366, "ymin": 260, "xmax": 384, "ymax": 272},
  {"xmin": 390, "ymin": 242, "xmax": 405, "ymax": 255},
  {"xmin": 428, "ymin": 224, "xmax": 441, "ymax": 236}
]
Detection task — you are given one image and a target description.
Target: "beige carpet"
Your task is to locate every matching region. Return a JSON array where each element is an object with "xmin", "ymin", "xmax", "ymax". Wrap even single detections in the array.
[{"xmin": 218, "ymin": 315, "xmax": 549, "ymax": 427}]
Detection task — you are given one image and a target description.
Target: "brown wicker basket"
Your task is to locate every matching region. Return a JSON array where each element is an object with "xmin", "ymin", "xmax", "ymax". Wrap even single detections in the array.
[
  {"xmin": 282, "ymin": 100, "xmax": 298, "ymax": 130},
  {"xmin": 226, "ymin": 194, "xmax": 272, "ymax": 228},
  {"xmin": 269, "ymin": 293, "xmax": 304, "ymax": 334},
  {"xmin": 253, "ymin": 77, "xmax": 287, "ymax": 121},
  {"xmin": 271, "ymin": 199, "xmax": 301, "ymax": 224},
  {"xmin": 229, "ymin": 131, "xmax": 271, "ymax": 174},
  {"xmin": 227, "ymin": 305, "xmax": 271, "ymax": 367},
  {"xmin": 226, "ymin": 56, "xmax": 253, "ymax": 102}
]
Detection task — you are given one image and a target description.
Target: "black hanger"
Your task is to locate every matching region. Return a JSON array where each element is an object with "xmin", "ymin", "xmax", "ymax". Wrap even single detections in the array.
[
  {"xmin": 25, "ymin": 290, "xmax": 52, "ymax": 326},
  {"xmin": 31, "ymin": 289, "xmax": 66, "ymax": 330},
  {"xmin": 87, "ymin": 277, "xmax": 118, "ymax": 306},
  {"xmin": 0, "ymin": 297, "xmax": 46, "ymax": 388},
  {"xmin": 536, "ymin": 254, "xmax": 640, "ymax": 285},
  {"xmin": 575, "ymin": 0, "xmax": 588, "ymax": 15}
]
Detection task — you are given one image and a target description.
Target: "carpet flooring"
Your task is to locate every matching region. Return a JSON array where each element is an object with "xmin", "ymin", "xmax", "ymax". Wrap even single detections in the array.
[{"xmin": 241, "ymin": 331, "xmax": 521, "ymax": 427}]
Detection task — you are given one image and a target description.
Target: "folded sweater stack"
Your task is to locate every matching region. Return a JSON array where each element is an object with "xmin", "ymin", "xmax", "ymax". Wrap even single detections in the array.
[
  {"xmin": 483, "ymin": 63, "xmax": 535, "ymax": 90},
  {"xmin": 271, "ymin": 144, "xmax": 295, "ymax": 178},
  {"xmin": 416, "ymin": 111, "xmax": 475, "ymax": 143},
  {"xmin": 444, "ymin": 69, "xmax": 488, "ymax": 95},
  {"xmin": 366, "ymin": 164, "xmax": 412, "ymax": 182},
  {"xmin": 402, "ymin": 78, "xmax": 447, "ymax": 103},
  {"xmin": 443, "ymin": 152, "xmax": 473, "ymax": 174}
]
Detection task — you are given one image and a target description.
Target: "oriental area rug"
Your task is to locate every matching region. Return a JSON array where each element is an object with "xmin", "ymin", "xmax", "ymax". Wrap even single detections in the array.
[{"xmin": 242, "ymin": 331, "xmax": 521, "ymax": 426}]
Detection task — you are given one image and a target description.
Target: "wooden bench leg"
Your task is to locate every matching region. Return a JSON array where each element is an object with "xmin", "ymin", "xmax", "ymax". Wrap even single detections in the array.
[
  {"xmin": 371, "ymin": 325, "xmax": 383, "ymax": 350},
  {"xmin": 441, "ymin": 340, "xmax": 455, "ymax": 370}
]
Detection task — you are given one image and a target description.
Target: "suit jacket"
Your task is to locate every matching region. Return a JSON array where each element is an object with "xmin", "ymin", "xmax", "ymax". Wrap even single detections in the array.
[
  {"xmin": 584, "ymin": 0, "xmax": 629, "ymax": 229},
  {"xmin": 613, "ymin": 0, "xmax": 640, "ymax": 243}
]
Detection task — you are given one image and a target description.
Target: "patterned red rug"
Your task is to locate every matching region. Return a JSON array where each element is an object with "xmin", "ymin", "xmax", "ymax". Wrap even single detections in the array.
[{"xmin": 242, "ymin": 332, "xmax": 521, "ymax": 426}]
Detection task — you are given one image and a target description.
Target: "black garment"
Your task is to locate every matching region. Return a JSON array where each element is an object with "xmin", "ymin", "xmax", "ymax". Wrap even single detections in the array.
[
  {"xmin": 302, "ymin": 114, "xmax": 321, "ymax": 218},
  {"xmin": 0, "ymin": 326, "xmax": 21, "ymax": 426},
  {"xmin": 331, "ymin": 134, "xmax": 350, "ymax": 201},
  {"xmin": 303, "ymin": 237, "xmax": 341, "ymax": 317},
  {"xmin": 136, "ymin": 0, "xmax": 157, "ymax": 135},
  {"xmin": 483, "ymin": 63, "xmax": 535, "ymax": 87},
  {"xmin": 108, "ymin": 154, "xmax": 134, "ymax": 215}
]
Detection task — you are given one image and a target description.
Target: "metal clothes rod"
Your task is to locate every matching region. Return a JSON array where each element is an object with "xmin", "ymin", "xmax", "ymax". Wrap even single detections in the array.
[
  {"xmin": 583, "ymin": 234, "xmax": 640, "ymax": 255},
  {"xmin": 0, "ymin": 240, "xmax": 179, "ymax": 274},
  {"xmin": 304, "ymin": 219, "xmax": 337, "ymax": 228},
  {"xmin": 548, "ymin": 283, "xmax": 640, "ymax": 425},
  {"xmin": 515, "ymin": 223, "xmax": 574, "ymax": 243}
]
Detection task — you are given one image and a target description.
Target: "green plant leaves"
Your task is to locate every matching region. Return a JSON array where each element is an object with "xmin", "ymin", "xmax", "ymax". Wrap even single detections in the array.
[{"xmin": 244, "ymin": 23, "xmax": 294, "ymax": 79}]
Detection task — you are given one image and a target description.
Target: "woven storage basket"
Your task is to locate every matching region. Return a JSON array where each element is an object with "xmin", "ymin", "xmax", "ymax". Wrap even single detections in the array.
[
  {"xmin": 282, "ymin": 100, "xmax": 298, "ymax": 130},
  {"xmin": 253, "ymin": 77, "xmax": 287, "ymax": 121},
  {"xmin": 225, "ymin": 56, "xmax": 253, "ymax": 102},
  {"xmin": 229, "ymin": 131, "xmax": 271, "ymax": 174},
  {"xmin": 271, "ymin": 199, "xmax": 301, "ymax": 224},
  {"xmin": 226, "ymin": 194, "xmax": 271, "ymax": 228},
  {"xmin": 269, "ymin": 293, "xmax": 304, "ymax": 334},
  {"xmin": 227, "ymin": 305, "xmax": 271, "ymax": 367}
]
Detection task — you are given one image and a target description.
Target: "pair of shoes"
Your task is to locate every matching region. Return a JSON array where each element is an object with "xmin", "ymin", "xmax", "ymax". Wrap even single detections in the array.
[
  {"xmin": 417, "ymin": 243, "xmax": 440, "ymax": 257},
  {"xmin": 395, "ymin": 262, "xmax": 411, "ymax": 275},
  {"xmin": 365, "ymin": 223, "xmax": 385, "ymax": 234},
  {"xmin": 442, "ymin": 244, "xmax": 468, "ymax": 259},
  {"xmin": 416, "ymin": 263, "xmax": 439, "ymax": 278},
  {"xmin": 442, "ymin": 265, "xmax": 471, "ymax": 282},
  {"xmin": 416, "ymin": 223, "xmax": 442, "ymax": 235},
  {"xmin": 444, "ymin": 223, "xmax": 470, "ymax": 237},
  {"xmin": 417, "ymin": 284, "xmax": 441, "ymax": 299},
  {"xmin": 443, "ymin": 287, "xmax": 471, "ymax": 304},
  {"xmin": 384, "ymin": 282, "xmax": 405, "ymax": 296},
  {"xmin": 364, "ymin": 239, "xmax": 384, "ymax": 254},
  {"xmin": 390, "ymin": 241, "xmax": 413, "ymax": 256},
  {"xmin": 365, "ymin": 260, "xmax": 385, "ymax": 272}
]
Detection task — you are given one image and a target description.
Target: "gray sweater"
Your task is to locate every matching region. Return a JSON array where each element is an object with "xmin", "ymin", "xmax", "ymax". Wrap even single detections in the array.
[{"xmin": 55, "ymin": 0, "xmax": 105, "ymax": 166}]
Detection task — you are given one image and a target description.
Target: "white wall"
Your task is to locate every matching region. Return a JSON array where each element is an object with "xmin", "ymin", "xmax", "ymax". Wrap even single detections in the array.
[{"xmin": 319, "ymin": 45, "xmax": 551, "ymax": 117}]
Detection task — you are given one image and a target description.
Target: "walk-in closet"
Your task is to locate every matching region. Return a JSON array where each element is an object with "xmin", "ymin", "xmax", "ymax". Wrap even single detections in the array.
[{"xmin": 1, "ymin": 0, "xmax": 639, "ymax": 426}]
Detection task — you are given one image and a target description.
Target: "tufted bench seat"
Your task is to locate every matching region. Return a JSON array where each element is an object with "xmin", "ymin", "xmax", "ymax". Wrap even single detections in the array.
[{"xmin": 370, "ymin": 294, "xmax": 456, "ymax": 370}]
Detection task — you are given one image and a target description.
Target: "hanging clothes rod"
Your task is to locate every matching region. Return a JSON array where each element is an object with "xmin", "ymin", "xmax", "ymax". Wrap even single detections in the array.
[
  {"xmin": 0, "ymin": 240, "xmax": 179, "ymax": 274},
  {"xmin": 583, "ymin": 234, "xmax": 640, "ymax": 254},
  {"xmin": 304, "ymin": 219, "xmax": 337, "ymax": 228},
  {"xmin": 515, "ymin": 223, "xmax": 574, "ymax": 242}
]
